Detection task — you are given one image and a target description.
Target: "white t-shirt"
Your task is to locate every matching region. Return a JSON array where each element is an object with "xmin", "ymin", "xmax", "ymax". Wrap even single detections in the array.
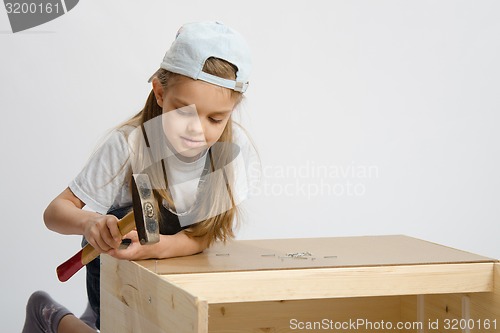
[{"xmin": 69, "ymin": 123, "xmax": 259, "ymax": 215}]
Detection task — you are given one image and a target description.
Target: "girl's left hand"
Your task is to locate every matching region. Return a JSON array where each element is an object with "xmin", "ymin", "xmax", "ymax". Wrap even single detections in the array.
[{"xmin": 106, "ymin": 230, "xmax": 153, "ymax": 260}]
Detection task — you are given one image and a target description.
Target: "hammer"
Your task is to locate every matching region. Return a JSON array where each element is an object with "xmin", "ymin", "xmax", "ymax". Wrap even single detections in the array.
[{"xmin": 56, "ymin": 174, "xmax": 160, "ymax": 282}]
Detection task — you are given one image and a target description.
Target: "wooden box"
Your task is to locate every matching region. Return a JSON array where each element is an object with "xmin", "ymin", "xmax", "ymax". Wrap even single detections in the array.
[{"xmin": 101, "ymin": 235, "xmax": 499, "ymax": 332}]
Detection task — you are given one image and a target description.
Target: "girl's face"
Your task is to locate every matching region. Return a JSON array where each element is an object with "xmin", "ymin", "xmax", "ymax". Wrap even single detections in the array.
[{"xmin": 153, "ymin": 75, "xmax": 237, "ymax": 161}]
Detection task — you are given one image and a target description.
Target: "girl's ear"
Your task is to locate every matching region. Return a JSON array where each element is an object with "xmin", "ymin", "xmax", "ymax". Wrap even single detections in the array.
[{"xmin": 151, "ymin": 77, "xmax": 165, "ymax": 108}]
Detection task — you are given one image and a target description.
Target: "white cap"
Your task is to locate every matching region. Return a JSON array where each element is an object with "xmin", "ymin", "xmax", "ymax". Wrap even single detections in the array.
[{"xmin": 151, "ymin": 21, "xmax": 251, "ymax": 93}]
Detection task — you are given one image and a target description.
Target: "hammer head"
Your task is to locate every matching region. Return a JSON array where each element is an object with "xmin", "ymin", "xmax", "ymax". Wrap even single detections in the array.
[{"xmin": 131, "ymin": 174, "xmax": 160, "ymax": 245}]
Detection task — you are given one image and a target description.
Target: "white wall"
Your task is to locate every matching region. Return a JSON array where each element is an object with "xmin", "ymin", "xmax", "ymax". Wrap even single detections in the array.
[{"xmin": 1, "ymin": 1, "xmax": 499, "ymax": 331}]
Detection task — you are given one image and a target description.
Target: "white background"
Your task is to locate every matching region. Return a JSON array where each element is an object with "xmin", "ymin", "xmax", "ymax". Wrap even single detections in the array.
[{"xmin": 1, "ymin": 1, "xmax": 499, "ymax": 331}]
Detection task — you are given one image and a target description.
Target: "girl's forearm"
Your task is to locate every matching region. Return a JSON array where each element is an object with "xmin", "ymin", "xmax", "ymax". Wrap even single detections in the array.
[
  {"xmin": 45, "ymin": 189, "xmax": 210, "ymax": 258},
  {"xmin": 43, "ymin": 188, "xmax": 100, "ymax": 236},
  {"xmin": 151, "ymin": 232, "xmax": 209, "ymax": 259}
]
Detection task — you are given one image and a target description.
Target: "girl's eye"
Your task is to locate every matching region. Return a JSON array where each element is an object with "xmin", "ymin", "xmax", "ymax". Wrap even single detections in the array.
[{"xmin": 209, "ymin": 117, "xmax": 224, "ymax": 124}]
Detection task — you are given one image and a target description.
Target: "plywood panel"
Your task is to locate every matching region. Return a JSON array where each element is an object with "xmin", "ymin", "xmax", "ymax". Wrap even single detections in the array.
[{"xmin": 136, "ymin": 235, "xmax": 495, "ymax": 275}]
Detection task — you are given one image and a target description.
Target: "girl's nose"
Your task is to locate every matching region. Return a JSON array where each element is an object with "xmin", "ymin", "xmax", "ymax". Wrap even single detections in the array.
[{"xmin": 186, "ymin": 115, "xmax": 204, "ymax": 135}]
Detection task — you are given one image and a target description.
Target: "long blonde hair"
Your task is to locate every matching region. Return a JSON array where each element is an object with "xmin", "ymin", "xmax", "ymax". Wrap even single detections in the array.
[{"xmin": 121, "ymin": 57, "xmax": 243, "ymax": 246}]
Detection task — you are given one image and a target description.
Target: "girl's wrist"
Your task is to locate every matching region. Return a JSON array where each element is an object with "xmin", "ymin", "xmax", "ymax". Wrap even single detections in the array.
[
  {"xmin": 80, "ymin": 215, "xmax": 91, "ymax": 236},
  {"xmin": 80, "ymin": 211, "xmax": 100, "ymax": 236}
]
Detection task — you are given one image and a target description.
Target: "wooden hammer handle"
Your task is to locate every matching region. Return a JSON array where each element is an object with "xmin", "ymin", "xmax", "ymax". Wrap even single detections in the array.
[
  {"xmin": 81, "ymin": 211, "xmax": 136, "ymax": 264},
  {"xmin": 56, "ymin": 211, "xmax": 136, "ymax": 282}
]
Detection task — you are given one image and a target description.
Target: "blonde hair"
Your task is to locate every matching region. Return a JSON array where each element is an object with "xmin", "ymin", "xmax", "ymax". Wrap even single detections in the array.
[{"xmin": 121, "ymin": 57, "xmax": 243, "ymax": 246}]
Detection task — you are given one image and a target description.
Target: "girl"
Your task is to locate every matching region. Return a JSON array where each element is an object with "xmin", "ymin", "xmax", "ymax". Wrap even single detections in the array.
[{"xmin": 23, "ymin": 21, "xmax": 257, "ymax": 333}]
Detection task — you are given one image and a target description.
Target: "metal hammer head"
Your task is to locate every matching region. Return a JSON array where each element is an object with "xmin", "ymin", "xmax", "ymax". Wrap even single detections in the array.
[{"xmin": 131, "ymin": 174, "xmax": 160, "ymax": 245}]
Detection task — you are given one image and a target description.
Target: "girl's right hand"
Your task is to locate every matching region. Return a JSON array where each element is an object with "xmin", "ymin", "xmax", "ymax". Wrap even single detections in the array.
[{"xmin": 83, "ymin": 214, "xmax": 122, "ymax": 253}]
